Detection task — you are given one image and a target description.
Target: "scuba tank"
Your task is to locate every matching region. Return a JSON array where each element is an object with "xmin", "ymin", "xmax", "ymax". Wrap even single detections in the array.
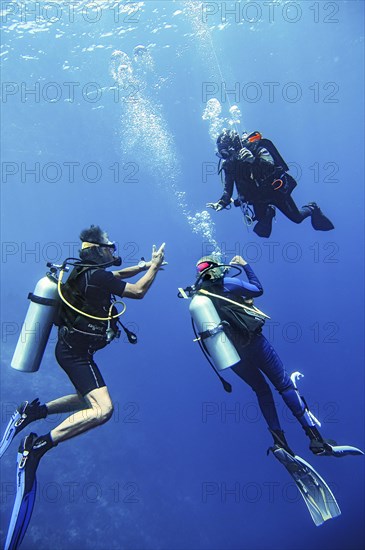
[
  {"xmin": 189, "ymin": 293, "xmax": 240, "ymax": 371},
  {"xmin": 11, "ymin": 274, "xmax": 60, "ymax": 373}
]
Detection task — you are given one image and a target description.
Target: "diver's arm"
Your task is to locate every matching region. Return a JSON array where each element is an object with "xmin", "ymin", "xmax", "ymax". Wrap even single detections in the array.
[
  {"xmin": 122, "ymin": 266, "xmax": 159, "ymax": 299},
  {"xmin": 257, "ymin": 147, "xmax": 274, "ymax": 165},
  {"xmin": 113, "ymin": 260, "xmax": 167, "ymax": 279},
  {"xmin": 122, "ymin": 243, "xmax": 165, "ymax": 299},
  {"xmin": 207, "ymin": 163, "xmax": 235, "ymax": 210},
  {"xmin": 241, "ymin": 264, "xmax": 263, "ymax": 295},
  {"xmin": 113, "ymin": 264, "xmax": 150, "ymax": 279},
  {"xmin": 224, "ymin": 273, "xmax": 263, "ymax": 298},
  {"xmin": 225, "ymin": 256, "xmax": 263, "ymax": 297},
  {"xmin": 254, "ymin": 147, "xmax": 276, "ymax": 180},
  {"xmin": 218, "ymin": 166, "xmax": 235, "ymax": 207}
]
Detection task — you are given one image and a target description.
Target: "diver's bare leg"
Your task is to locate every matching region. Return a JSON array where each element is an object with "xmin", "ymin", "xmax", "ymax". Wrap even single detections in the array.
[
  {"xmin": 50, "ymin": 386, "xmax": 113, "ymax": 444},
  {"xmin": 46, "ymin": 394, "xmax": 87, "ymax": 415}
]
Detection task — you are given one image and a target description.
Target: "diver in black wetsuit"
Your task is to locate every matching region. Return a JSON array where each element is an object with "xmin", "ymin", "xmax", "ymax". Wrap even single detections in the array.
[{"xmin": 207, "ymin": 129, "xmax": 334, "ymax": 238}]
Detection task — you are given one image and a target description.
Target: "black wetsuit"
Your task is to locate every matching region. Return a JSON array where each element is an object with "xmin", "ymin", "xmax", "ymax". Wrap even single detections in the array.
[
  {"xmin": 56, "ymin": 266, "xmax": 126, "ymax": 396},
  {"xmin": 219, "ymin": 143, "xmax": 312, "ymax": 230}
]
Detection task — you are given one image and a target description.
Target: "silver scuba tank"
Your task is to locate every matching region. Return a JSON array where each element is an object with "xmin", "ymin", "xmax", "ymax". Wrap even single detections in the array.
[
  {"xmin": 11, "ymin": 274, "xmax": 60, "ymax": 373},
  {"xmin": 189, "ymin": 294, "xmax": 240, "ymax": 371}
]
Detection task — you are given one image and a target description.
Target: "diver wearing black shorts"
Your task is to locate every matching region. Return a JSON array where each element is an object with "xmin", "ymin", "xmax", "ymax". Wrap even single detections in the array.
[
  {"xmin": 56, "ymin": 326, "xmax": 109, "ymax": 397},
  {"xmin": 0, "ymin": 226, "xmax": 166, "ymax": 548},
  {"xmin": 1, "ymin": 225, "xmax": 166, "ymax": 465},
  {"xmin": 55, "ymin": 265, "xmax": 127, "ymax": 396}
]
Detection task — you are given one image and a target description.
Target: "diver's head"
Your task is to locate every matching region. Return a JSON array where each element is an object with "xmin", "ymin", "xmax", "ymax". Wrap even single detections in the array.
[
  {"xmin": 216, "ymin": 129, "xmax": 241, "ymax": 160},
  {"xmin": 196, "ymin": 255, "xmax": 226, "ymax": 281},
  {"xmin": 79, "ymin": 225, "xmax": 122, "ymax": 266}
]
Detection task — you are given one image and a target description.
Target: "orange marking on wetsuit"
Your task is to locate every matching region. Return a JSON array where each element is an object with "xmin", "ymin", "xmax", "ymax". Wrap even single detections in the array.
[{"xmin": 272, "ymin": 179, "xmax": 283, "ymax": 190}]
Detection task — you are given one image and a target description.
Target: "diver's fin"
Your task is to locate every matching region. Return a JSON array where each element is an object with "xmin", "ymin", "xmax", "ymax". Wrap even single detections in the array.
[
  {"xmin": 0, "ymin": 404, "xmax": 28, "ymax": 459},
  {"xmin": 270, "ymin": 446, "xmax": 341, "ymax": 526},
  {"xmin": 305, "ymin": 426, "xmax": 364, "ymax": 457},
  {"xmin": 306, "ymin": 203, "xmax": 334, "ymax": 231},
  {"xmin": 253, "ymin": 206, "xmax": 275, "ymax": 238},
  {"xmin": 320, "ymin": 444, "xmax": 364, "ymax": 458},
  {"xmin": 5, "ymin": 433, "xmax": 40, "ymax": 550},
  {"xmin": 311, "ymin": 211, "xmax": 334, "ymax": 231},
  {"xmin": 0, "ymin": 399, "xmax": 46, "ymax": 459}
]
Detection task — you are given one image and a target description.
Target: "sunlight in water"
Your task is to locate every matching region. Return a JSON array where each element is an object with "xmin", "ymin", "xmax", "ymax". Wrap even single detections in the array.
[{"xmin": 111, "ymin": 48, "xmax": 219, "ymax": 253}]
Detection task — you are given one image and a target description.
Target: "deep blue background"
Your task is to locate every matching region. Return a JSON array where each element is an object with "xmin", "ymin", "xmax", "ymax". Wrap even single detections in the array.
[{"xmin": 1, "ymin": 2, "xmax": 364, "ymax": 549}]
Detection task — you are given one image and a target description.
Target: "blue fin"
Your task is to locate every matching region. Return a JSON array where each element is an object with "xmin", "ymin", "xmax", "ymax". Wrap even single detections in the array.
[
  {"xmin": 271, "ymin": 446, "xmax": 341, "ymax": 526},
  {"xmin": 0, "ymin": 400, "xmax": 45, "ymax": 459},
  {"xmin": 0, "ymin": 403, "xmax": 29, "ymax": 459},
  {"xmin": 5, "ymin": 434, "xmax": 39, "ymax": 550}
]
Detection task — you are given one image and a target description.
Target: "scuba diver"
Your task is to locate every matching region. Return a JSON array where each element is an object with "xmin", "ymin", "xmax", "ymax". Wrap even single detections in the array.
[
  {"xmin": 1, "ymin": 225, "xmax": 166, "ymax": 550},
  {"xmin": 207, "ymin": 129, "xmax": 335, "ymax": 238},
  {"xmin": 182, "ymin": 255, "xmax": 363, "ymax": 458},
  {"xmin": 179, "ymin": 255, "xmax": 363, "ymax": 525}
]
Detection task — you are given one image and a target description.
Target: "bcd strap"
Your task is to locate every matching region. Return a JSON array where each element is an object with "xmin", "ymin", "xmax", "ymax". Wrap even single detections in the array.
[
  {"xmin": 198, "ymin": 288, "xmax": 270, "ymax": 320},
  {"xmin": 199, "ymin": 321, "xmax": 228, "ymax": 341},
  {"xmin": 28, "ymin": 293, "xmax": 58, "ymax": 307}
]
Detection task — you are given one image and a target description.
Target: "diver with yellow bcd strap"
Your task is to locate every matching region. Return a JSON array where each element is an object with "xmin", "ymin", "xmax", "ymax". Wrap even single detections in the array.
[{"xmin": 1, "ymin": 226, "xmax": 167, "ymax": 549}]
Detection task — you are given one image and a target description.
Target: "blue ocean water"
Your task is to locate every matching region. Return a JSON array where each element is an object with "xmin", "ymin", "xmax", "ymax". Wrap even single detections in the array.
[{"xmin": 1, "ymin": 1, "xmax": 364, "ymax": 549}]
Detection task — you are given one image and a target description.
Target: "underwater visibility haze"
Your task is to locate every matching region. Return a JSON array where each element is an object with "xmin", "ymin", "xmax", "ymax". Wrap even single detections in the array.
[{"xmin": 0, "ymin": 1, "xmax": 364, "ymax": 549}]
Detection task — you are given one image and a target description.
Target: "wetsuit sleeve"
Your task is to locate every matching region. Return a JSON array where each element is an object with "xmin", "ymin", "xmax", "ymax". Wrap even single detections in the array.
[
  {"xmin": 91, "ymin": 270, "xmax": 127, "ymax": 297},
  {"xmin": 219, "ymin": 161, "xmax": 235, "ymax": 207},
  {"xmin": 223, "ymin": 264, "xmax": 263, "ymax": 298},
  {"xmin": 253, "ymin": 147, "xmax": 276, "ymax": 182},
  {"xmin": 257, "ymin": 147, "xmax": 274, "ymax": 165}
]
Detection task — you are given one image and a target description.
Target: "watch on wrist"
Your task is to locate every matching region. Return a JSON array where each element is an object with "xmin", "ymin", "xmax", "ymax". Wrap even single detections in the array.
[{"xmin": 138, "ymin": 260, "xmax": 147, "ymax": 270}]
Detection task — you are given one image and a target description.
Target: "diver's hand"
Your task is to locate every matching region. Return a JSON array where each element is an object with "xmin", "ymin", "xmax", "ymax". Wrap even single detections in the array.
[
  {"xmin": 237, "ymin": 147, "xmax": 255, "ymax": 163},
  {"xmin": 230, "ymin": 255, "xmax": 247, "ymax": 266},
  {"xmin": 151, "ymin": 243, "xmax": 165, "ymax": 269},
  {"xmin": 206, "ymin": 201, "xmax": 224, "ymax": 212}
]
